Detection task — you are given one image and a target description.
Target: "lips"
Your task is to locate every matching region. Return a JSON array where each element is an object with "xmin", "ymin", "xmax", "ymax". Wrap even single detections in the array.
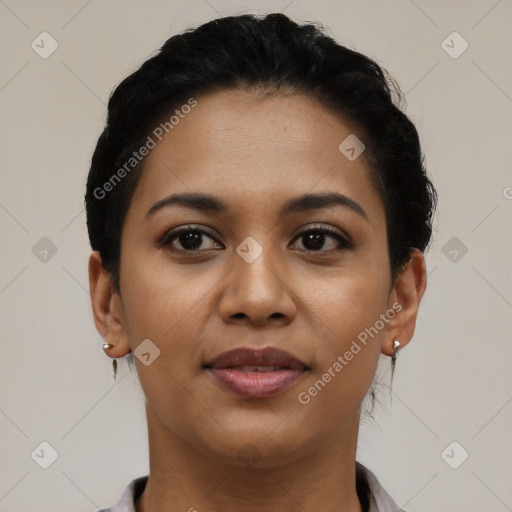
[
  {"xmin": 204, "ymin": 347, "xmax": 309, "ymax": 398},
  {"xmin": 205, "ymin": 346, "xmax": 308, "ymax": 371}
]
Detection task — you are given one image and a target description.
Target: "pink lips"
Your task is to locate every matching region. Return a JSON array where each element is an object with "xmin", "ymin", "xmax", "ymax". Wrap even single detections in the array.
[{"xmin": 204, "ymin": 346, "xmax": 308, "ymax": 398}]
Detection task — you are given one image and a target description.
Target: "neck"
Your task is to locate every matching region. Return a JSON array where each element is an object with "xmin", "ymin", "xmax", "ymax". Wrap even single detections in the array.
[{"xmin": 136, "ymin": 404, "xmax": 364, "ymax": 512}]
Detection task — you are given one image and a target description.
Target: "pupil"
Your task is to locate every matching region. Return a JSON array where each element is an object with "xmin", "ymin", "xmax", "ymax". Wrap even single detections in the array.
[
  {"xmin": 303, "ymin": 232, "xmax": 324, "ymax": 250},
  {"xmin": 180, "ymin": 231, "xmax": 202, "ymax": 250}
]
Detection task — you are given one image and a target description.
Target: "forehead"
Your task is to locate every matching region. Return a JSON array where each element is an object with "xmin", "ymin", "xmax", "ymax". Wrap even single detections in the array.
[{"xmin": 128, "ymin": 89, "xmax": 384, "ymax": 224}]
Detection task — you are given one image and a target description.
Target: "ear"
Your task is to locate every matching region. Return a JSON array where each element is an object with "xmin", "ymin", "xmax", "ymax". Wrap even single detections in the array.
[
  {"xmin": 88, "ymin": 251, "xmax": 131, "ymax": 359},
  {"xmin": 382, "ymin": 248, "xmax": 427, "ymax": 356}
]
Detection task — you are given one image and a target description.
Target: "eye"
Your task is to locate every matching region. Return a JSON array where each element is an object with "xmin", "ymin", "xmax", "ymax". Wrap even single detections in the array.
[
  {"xmin": 290, "ymin": 225, "xmax": 353, "ymax": 252},
  {"xmin": 159, "ymin": 225, "xmax": 223, "ymax": 252},
  {"xmin": 158, "ymin": 224, "xmax": 352, "ymax": 254}
]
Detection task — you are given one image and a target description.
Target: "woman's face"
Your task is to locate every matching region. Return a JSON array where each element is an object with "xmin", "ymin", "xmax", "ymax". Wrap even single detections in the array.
[{"xmin": 99, "ymin": 89, "xmax": 417, "ymax": 467}]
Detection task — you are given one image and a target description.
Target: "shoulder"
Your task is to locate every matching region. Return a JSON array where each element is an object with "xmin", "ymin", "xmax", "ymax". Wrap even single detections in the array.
[
  {"xmin": 94, "ymin": 475, "xmax": 148, "ymax": 512},
  {"xmin": 357, "ymin": 462, "xmax": 408, "ymax": 512}
]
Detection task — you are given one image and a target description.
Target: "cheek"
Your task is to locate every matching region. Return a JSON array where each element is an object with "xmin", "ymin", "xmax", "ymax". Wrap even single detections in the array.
[
  {"xmin": 297, "ymin": 263, "xmax": 389, "ymax": 349},
  {"xmin": 118, "ymin": 254, "xmax": 230, "ymax": 402},
  {"xmin": 120, "ymin": 251, "xmax": 218, "ymax": 344},
  {"xmin": 293, "ymin": 267, "xmax": 388, "ymax": 412},
  {"xmin": 119, "ymin": 263, "xmax": 211, "ymax": 415}
]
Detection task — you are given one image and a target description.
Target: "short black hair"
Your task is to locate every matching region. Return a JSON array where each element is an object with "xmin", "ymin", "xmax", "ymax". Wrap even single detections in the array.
[{"xmin": 85, "ymin": 12, "xmax": 437, "ymax": 295}]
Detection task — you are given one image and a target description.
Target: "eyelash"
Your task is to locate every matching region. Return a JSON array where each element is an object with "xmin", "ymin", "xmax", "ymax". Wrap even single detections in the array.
[{"xmin": 158, "ymin": 224, "xmax": 353, "ymax": 254}]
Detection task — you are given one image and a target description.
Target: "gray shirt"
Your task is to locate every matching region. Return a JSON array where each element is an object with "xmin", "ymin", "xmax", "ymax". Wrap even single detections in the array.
[{"xmin": 95, "ymin": 463, "xmax": 406, "ymax": 512}]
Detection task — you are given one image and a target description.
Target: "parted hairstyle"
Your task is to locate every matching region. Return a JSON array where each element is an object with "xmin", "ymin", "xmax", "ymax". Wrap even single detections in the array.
[{"xmin": 85, "ymin": 12, "xmax": 437, "ymax": 297}]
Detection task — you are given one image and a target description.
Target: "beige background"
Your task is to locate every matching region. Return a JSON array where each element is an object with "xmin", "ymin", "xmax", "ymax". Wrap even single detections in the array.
[{"xmin": 1, "ymin": 1, "xmax": 511, "ymax": 510}]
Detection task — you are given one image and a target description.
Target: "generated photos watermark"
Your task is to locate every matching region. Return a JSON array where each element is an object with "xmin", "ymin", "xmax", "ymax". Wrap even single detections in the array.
[
  {"xmin": 93, "ymin": 97, "xmax": 197, "ymax": 200},
  {"xmin": 297, "ymin": 301, "xmax": 402, "ymax": 404}
]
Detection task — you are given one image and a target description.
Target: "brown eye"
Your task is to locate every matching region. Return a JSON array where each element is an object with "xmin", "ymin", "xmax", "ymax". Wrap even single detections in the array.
[
  {"xmin": 159, "ymin": 225, "xmax": 223, "ymax": 252},
  {"xmin": 291, "ymin": 226, "xmax": 352, "ymax": 252}
]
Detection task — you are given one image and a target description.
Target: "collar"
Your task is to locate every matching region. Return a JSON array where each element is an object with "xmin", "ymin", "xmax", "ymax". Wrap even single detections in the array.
[{"xmin": 97, "ymin": 463, "xmax": 405, "ymax": 512}]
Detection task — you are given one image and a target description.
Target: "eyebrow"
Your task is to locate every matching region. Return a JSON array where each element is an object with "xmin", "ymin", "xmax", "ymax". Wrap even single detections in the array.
[{"xmin": 145, "ymin": 192, "xmax": 368, "ymax": 221}]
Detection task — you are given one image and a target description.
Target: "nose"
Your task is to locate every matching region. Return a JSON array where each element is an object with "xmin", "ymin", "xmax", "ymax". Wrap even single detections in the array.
[{"xmin": 217, "ymin": 244, "xmax": 297, "ymax": 327}]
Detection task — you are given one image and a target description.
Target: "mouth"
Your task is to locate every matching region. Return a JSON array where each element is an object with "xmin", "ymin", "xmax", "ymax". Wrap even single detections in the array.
[{"xmin": 203, "ymin": 346, "xmax": 310, "ymax": 398}]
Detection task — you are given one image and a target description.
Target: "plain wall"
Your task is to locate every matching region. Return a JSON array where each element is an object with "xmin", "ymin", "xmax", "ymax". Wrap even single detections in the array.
[{"xmin": 0, "ymin": 1, "xmax": 511, "ymax": 510}]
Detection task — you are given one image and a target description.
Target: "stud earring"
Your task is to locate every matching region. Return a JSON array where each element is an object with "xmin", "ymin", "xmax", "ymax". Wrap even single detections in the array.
[{"xmin": 102, "ymin": 343, "xmax": 113, "ymax": 351}]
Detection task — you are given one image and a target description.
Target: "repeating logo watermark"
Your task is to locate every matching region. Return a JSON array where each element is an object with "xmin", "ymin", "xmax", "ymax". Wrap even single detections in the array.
[
  {"xmin": 32, "ymin": 237, "xmax": 58, "ymax": 263},
  {"xmin": 31, "ymin": 31, "xmax": 59, "ymax": 59},
  {"xmin": 237, "ymin": 442, "xmax": 262, "ymax": 467},
  {"xmin": 442, "ymin": 236, "xmax": 468, "ymax": 263},
  {"xmin": 441, "ymin": 31, "xmax": 469, "ymax": 59},
  {"xmin": 338, "ymin": 134, "xmax": 366, "ymax": 161},
  {"xmin": 31, "ymin": 441, "xmax": 59, "ymax": 469},
  {"xmin": 236, "ymin": 236, "xmax": 263, "ymax": 263},
  {"xmin": 134, "ymin": 338, "xmax": 161, "ymax": 366},
  {"xmin": 441, "ymin": 441, "xmax": 469, "ymax": 469}
]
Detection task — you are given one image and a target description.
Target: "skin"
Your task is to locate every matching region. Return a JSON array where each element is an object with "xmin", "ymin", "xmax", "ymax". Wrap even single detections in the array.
[{"xmin": 89, "ymin": 89, "xmax": 427, "ymax": 512}]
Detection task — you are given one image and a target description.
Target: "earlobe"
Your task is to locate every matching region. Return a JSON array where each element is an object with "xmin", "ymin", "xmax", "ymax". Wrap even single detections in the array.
[
  {"xmin": 382, "ymin": 249, "xmax": 427, "ymax": 356},
  {"xmin": 88, "ymin": 251, "xmax": 131, "ymax": 358}
]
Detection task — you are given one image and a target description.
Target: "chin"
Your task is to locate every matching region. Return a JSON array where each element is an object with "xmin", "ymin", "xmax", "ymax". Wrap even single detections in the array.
[{"xmin": 192, "ymin": 422, "xmax": 309, "ymax": 470}]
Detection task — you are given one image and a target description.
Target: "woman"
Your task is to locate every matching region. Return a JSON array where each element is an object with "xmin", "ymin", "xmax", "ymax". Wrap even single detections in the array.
[{"xmin": 86, "ymin": 12, "xmax": 437, "ymax": 512}]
